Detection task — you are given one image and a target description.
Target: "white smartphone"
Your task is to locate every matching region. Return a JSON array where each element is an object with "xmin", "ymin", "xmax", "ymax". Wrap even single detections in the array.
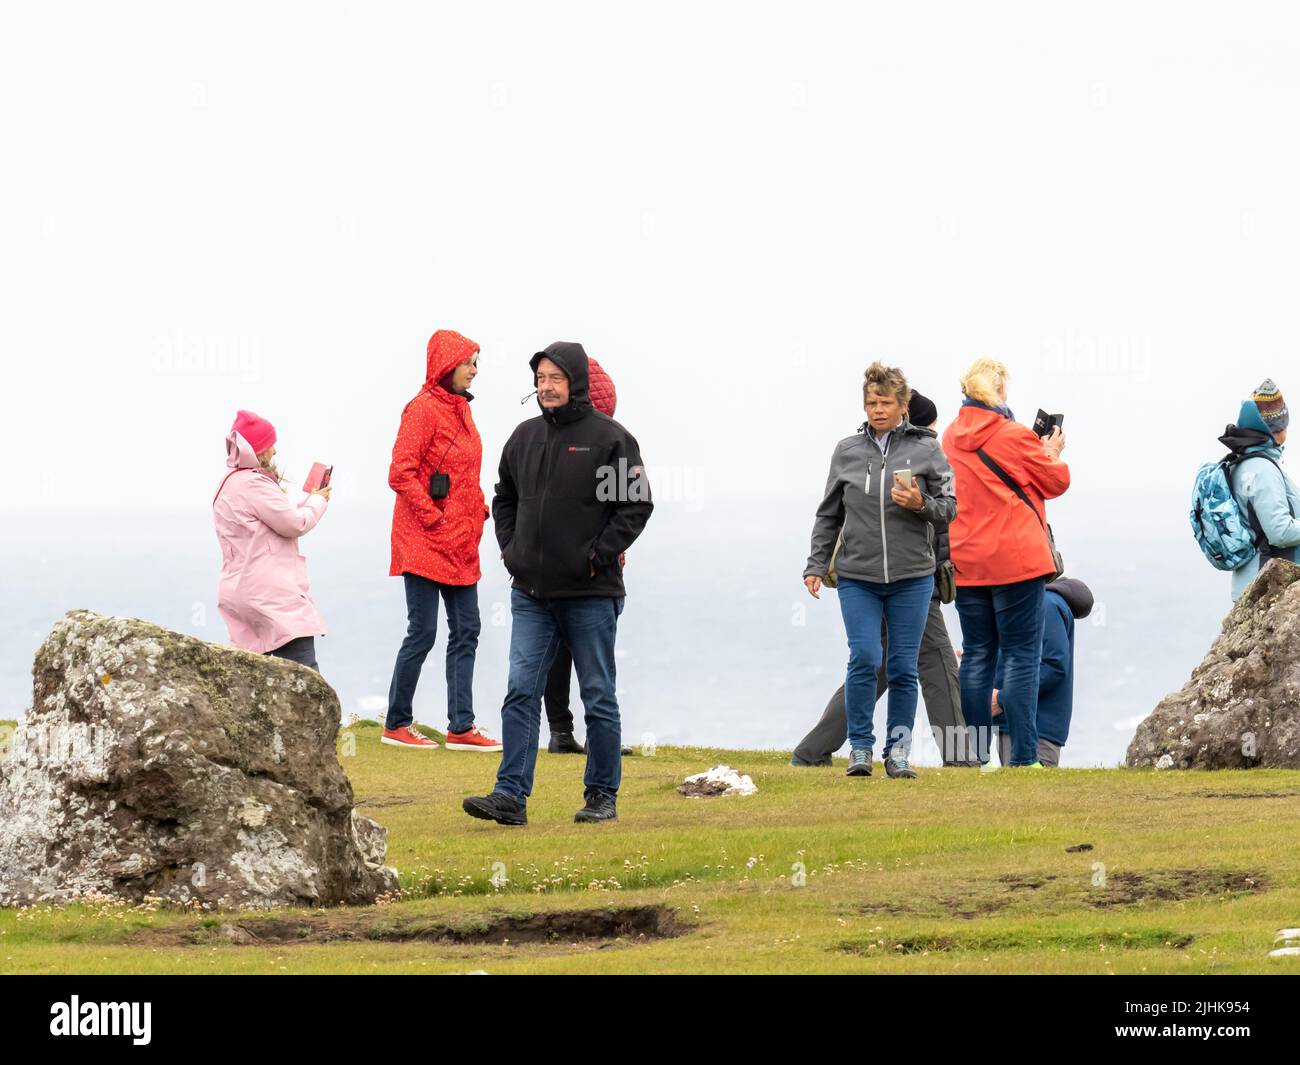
[{"xmin": 894, "ymin": 469, "xmax": 914, "ymax": 488}]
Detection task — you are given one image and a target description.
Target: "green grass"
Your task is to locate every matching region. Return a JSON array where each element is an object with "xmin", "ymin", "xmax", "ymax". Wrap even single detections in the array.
[{"xmin": 3, "ymin": 717, "xmax": 1300, "ymax": 973}]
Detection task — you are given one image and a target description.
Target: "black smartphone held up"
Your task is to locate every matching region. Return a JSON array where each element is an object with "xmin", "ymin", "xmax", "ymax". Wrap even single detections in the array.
[
  {"xmin": 321, "ymin": 465, "xmax": 333, "ymax": 489},
  {"xmin": 1033, "ymin": 409, "xmax": 1065, "ymax": 439}
]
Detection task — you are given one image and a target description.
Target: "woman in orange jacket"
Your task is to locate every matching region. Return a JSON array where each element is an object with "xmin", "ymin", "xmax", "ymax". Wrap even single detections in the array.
[{"xmin": 941, "ymin": 357, "xmax": 1070, "ymax": 767}]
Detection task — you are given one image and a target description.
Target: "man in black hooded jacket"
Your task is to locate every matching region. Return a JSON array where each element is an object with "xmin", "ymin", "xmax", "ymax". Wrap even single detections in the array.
[{"xmin": 463, "ymin": 342, "xmax": 653, "ymax": 825}]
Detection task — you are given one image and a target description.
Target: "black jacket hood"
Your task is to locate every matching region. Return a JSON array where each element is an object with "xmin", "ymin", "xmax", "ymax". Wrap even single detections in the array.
[
  {"xmin": 1046, "ymin": 577, "xmax": 1094, "ymax": 620},
  {"xmin": 1218, "ymin": 423, "xmax": 1274, "ymax": 457},
  {"xmin": 530, "ymin": 341, "xmax": 592, "ymax": 423}
]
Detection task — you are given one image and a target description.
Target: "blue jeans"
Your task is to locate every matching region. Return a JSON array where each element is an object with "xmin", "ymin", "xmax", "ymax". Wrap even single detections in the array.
[
  {"xmin": 955, "ymin": 577, "xmax": 1045, "ymax": 766},
  {"xmin": 494, "ymin": 589, "xmax": 624, "ymax": 805},
  {"xmin": 385, "ymin": 574, "xmax": 480, "ymax": 733},
  {"xmin": 837, "ymin": 574, "xmax": 934, "ymax": 756}
]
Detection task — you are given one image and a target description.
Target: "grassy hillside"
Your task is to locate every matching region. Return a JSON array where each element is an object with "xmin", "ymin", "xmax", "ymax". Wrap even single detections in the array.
[{"xmin": 2, "ymin": 718, "xmax": 1299, "ymax": 974}]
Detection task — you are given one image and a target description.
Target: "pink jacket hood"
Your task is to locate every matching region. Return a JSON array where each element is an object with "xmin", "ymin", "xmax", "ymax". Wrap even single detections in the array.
[
  {"xmin": 226, "ymin": 428, "xmax": 265, "ymax": 472},
  {"xmin": 214, "ymin": 430, "xmax": 328, "ymax": 654}
]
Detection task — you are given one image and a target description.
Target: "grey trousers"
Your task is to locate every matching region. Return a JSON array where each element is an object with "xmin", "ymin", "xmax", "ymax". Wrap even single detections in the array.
[
  {"xmin": 793, "ymin": 597, "xmax": 973, "ymax": 765},
  {"xmin": 267, "ymin": 636, "xmax": 320, "ymax": 673},
  {"xmin": 996, "ymin": 730, "xmax": 1062, "ymax": 767}
]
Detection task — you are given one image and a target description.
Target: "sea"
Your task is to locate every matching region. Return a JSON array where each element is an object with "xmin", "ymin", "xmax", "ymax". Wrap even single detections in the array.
[{"xmin": 0, "ymin": 493, "xmax": 1227, "ymax": 767}]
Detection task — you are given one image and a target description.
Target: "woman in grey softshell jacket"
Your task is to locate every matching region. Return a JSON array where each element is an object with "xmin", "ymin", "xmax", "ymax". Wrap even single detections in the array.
[{"xmin": 804, "ymin": 363, "xmax": 957, "ymax": 779}]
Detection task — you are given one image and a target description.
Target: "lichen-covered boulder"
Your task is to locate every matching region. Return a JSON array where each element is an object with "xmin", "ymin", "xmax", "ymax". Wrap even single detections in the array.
[
  {"xmin": 1126, "ymin": 560, "xmax": 1300, "ymax": 769},
  {"xmin": 0, "ymin": 610, "xmax": 398, "ymax": 908}
]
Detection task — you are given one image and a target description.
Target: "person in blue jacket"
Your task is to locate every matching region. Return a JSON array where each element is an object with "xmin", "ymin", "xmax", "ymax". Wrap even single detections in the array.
[
  {"xmin": 1222, "ymin": 379, "xmax": 1300, "ymax": 602},
  {"xmin": 992, "ymin": 577, "xmax": 1093, "ymax": 767}
]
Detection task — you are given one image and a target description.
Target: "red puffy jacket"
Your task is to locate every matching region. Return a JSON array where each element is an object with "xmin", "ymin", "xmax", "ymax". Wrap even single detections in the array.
[
  {"xmin": 388, "ymin": 330, "xmax": 488, "ymax": 585},
  {"xmin": 588, "ymin": 357, "xmax": 617, "ymax": 417},
  {"xmin": 941, "ymin": 404, "xmax": 1070, "ymax": 587}
]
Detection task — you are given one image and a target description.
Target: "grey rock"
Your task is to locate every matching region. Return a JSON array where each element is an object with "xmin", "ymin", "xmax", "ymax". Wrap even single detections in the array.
[
  {"xmin": 0, "ymin": 610, "xmax": 398, "ymax": 908},
  {"xmin": 1126, "ymin": 560, "xmax": 1300, "ymax": 769}
]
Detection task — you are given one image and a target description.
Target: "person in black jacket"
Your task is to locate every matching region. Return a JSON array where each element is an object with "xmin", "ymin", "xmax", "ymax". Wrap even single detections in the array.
[{"xmin": 462, "ymin": 342, "xmax": 653, "ymax": 826}]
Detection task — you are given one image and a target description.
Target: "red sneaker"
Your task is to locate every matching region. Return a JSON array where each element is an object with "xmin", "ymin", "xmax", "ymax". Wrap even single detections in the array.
[
  {"xmin": 381, "ymin": 725, "xmax": 439, "ymax": 749},
  {"xmin": 444, "ymin": 727, "xmax": 503, "ymax": 752}
]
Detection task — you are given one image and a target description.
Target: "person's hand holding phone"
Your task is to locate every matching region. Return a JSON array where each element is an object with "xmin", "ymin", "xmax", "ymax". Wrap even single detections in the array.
[
  {"xmin": 312, "ymin": 486, "xmax": 333, "ymax": 501},
  {"xmin": 1043, "ymin": 426, "xmax": 1066, "ymax": 459},
  {"xmin": 891, "ymin": 472, "xmax": 925, "ymax": 511},
  {"xmin": 804, "ymin": 575, "xmax": 822, "ymax": 599}
]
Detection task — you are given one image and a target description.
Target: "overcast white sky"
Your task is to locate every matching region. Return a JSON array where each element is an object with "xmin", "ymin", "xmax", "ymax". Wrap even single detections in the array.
[{"xmin": 5, "ymin": 2, "xmax": 1300, "ymax": 528}]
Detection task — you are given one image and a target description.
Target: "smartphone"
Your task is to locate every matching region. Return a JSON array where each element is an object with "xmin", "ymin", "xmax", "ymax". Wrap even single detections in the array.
[
  {"xmin": 894, "ymin": 469, "xmax": 914, "ymax": 488},
  {"xmin": 1033, "ymin": 410, "xmax": 1065, "ymax": 439}
]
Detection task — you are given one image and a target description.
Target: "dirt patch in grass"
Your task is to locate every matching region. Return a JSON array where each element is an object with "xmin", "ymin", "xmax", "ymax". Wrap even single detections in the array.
[
  {"xmin": 355, "ymin": 794, "xmax": 416, "ymax": 808},
  {"xmin": 1186, "ymin": 791, "xmax": 1300, "ymax": 801},
  {"xmin": 677, "ymin": 780, "xmax": 737, "ymax": 797},
  {"xmin": 135, "ymin": 904, "xmax": 688, "ymax": 948},
  {"xmin": 842, "ymin": 928, "xmax": 1195, "ymax": 956},
  {"xmin": 1089, "ymin": 869, "xmax": 1267, "ymax": 908},
  {"xmin": 857, "ymin": 866, "xmax": 1265, "ymax": 921},
  {"xmin": 860, "ymin": 876, "xmax": 1058, "ymax": 920},
  {"xmin": 858, "ymin": 901, "xmax": 912, "ymax": 917},
  {"xmin": 998, "ymin": 874, "xmax": 1059, "ymax": 891},
  {"xmin": 863, "ymin": 894, "xmax": 1010, "ymax": 920}
]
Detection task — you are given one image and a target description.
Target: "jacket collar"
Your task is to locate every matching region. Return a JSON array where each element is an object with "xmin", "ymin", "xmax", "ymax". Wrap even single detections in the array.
[
  {"xmin": 962, "ymin": 396, "xmax": 1015, "ymax": 421},
  {"xmin": 858, "ymin": 415, "xmax": 923, "ymax": 438},
  {"xmin": 542, "ymin": 399, "xmax": 590, "ymax": 425},
  {"xmin": 427, "ymin": 383, "xmax": 474, "ymax": 406}
]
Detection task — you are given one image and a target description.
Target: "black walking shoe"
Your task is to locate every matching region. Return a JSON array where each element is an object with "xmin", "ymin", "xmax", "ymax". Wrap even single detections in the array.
[
  {"xmin": 462, "ymin": 792, "xmax": 528, "ymax": 826},
  {"xmin": 548, "ymin": 731, "xmax": 586, "ymax": 754},
  {"xmin": 574, "ymin": 792, "xmax": 618, "ymax": 823},
  {"xmin": 884, "ymin": 751, "xmax": 918, "ymax": 779},
  {"xmin": 846, "ymin": 748, "xmax": 873, "ymax": 777}
]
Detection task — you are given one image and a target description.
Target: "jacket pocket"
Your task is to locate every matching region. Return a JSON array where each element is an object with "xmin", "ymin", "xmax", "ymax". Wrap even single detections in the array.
[{"xmin": 501, "ymin": 536, "xmax": 520, "ymax": 577}]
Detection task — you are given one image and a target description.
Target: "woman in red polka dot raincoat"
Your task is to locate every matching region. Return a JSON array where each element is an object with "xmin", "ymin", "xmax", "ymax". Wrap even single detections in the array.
[{"xmin": 382, "ymin": 329, "xmax": 502, "ymax": 751}]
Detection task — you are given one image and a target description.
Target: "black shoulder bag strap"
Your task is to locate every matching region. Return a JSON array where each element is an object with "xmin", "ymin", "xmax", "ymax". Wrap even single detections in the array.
[
  {"xmin": 421, "ymin": 387, "xmax": 464, "ymax": 500},
  {"xmin": 975, "ymin": 447, "xmax": 1066, "ymax": 579},
  {"xmin": 975, "ymin": 448, "xmax": 1046, "ymax": 529},
  {"xmin": 1225, "ymin": 451, "xmax": 1293, "ymax": 561}
]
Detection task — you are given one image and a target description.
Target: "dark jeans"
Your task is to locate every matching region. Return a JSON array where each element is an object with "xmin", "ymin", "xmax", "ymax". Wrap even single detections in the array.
[
  {"xmin": 544, "ymin": 642, "xmax": 576, "ymax": 734},
  {"xmin": 494, "ymin": 589, "xmax": 623, "ymax": 805},
  {"xmin": 837, "ymin": 574, "xmax": 934, "ymax": 756},
  {"xmin": 955, "ymin": 576, "xmax": 1046, "ymax": 766},
  {"xmin": 267, "ymin": 636, "xmax": 319, "ymax": 672},
  {"xmin": 792, "ymin": 597, "xmax": 972, "ymax": 765},
  {"xmin": 385, "ymin": 574, "xmax": 480, "ymax": 733}
]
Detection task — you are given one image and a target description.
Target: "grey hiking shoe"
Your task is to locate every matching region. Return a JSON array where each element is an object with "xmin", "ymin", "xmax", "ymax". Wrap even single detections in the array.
[
  {"xmin": 846, "ymin": 749, "xmax": 873, "ymax": 777},
  {"xmin": 884, "ymin": 750, "xmax": 918, "ymax": 779}
]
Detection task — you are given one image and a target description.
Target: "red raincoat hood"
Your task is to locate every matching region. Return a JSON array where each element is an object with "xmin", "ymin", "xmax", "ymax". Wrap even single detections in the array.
[
  {"xmin": 947, "ymin": 403, "xmax": 1010, "ymax": 452},
  {"xmin": 426, "ymin": 330, "xmax": 480, "ymax": 389}
]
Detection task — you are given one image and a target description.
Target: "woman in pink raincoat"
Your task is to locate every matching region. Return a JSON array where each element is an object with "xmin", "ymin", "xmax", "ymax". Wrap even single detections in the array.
[{"xmin": 213, "ymin": 409, "xmax": 331, "ymax": 670}]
